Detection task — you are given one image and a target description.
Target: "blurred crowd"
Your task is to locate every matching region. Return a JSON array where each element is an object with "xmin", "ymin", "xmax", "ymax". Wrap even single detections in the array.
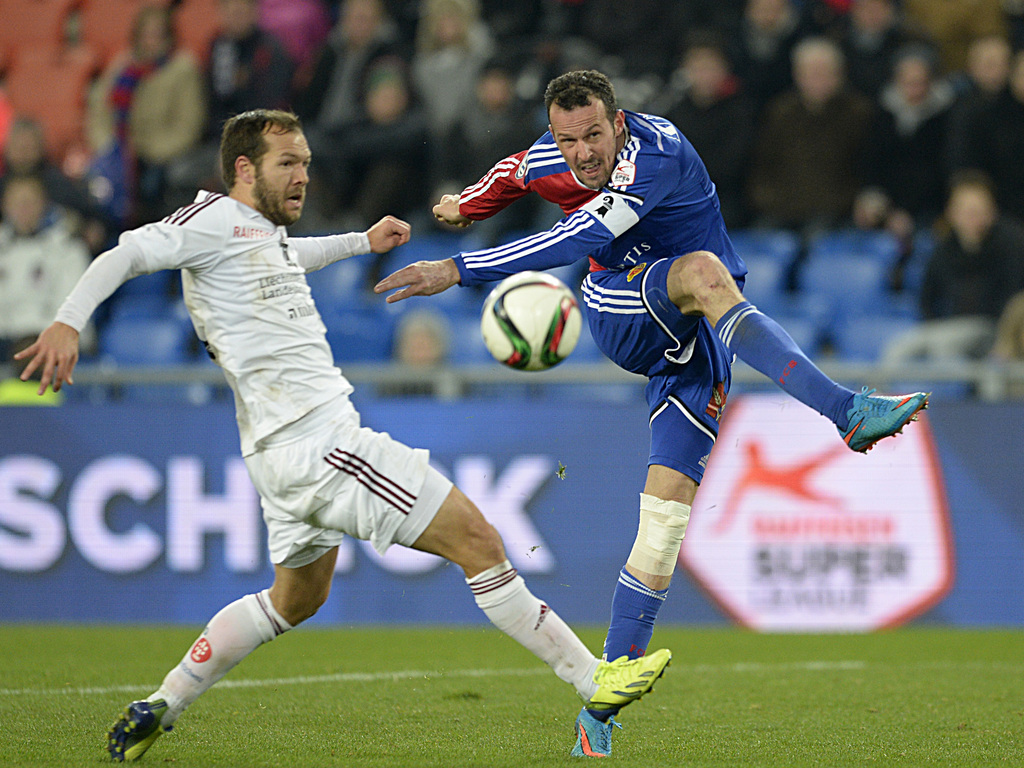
[{"xmin": 2, "ymin": 0, "xmax": 1024, "ymax": 385}]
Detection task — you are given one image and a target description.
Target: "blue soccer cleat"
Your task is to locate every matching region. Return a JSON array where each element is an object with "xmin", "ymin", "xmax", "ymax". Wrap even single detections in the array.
[
  {"xmin": 570, "ymin": 708, "xmax": 622, "ymax": 758},
  {"xmin": 107, "ymin": 699, "xmax": 171, "ymax": 762},
  {"xmin": 839, "ymin": 387, "xmax": 929, "ymax": 453}
]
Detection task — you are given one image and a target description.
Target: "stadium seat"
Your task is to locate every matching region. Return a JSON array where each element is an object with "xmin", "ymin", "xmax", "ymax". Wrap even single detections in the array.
[
  {"xmin": 740, "ymin": 254, "xmax": 791, "ymax": 315},
  {"xmin": 4, "ymin": 45, "xmax": 97, "ymax": 159},
  {"xmin": 0, "ymin": 0, "xmax": 76, "ymax": 60},
  {"xmin": 831, "ymin": 315, "xmax": 919, "ymax": 362},
  {"xmin": 446, "ymin": 314, "xmax": 495, "ymax": 365},
  {"xmin": 729, "ymin": 228, "xmax": 801, "ymax": 264},
  {"xmin": 807, "ymin": 228, "xmax": 900, "ymax": 265},
  {"xmin": 322, "ymin": 306, "xmax": 396, "ymax": 363},
  {"xmin": 172, "ymin": 0, "xmax": 222, "ymax": 63},
  {"xmin": 79, "ymin": 0, "xmax": 172, "ymax": 67},
  {"xmin": 797, "ymin": 254, "xmax": 890, "ymax": 319},
  {"xmin": 100, "ymin": 315, "xmax": 193, "ymax": 366},
  {"xmin": 305, "ymin": 258, "xmax": 373, "ymax": 310}
]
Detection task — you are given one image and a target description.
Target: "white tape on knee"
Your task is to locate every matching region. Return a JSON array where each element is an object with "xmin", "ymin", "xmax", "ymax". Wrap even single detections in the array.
[{"xmin": 626, "ymin": 493, "xmax": 692, "ymax": 576}]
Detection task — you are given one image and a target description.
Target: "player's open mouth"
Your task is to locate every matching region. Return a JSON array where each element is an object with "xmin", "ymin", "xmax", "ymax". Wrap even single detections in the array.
[{"xmin": 286, "ymin": 192, "xmax": 304, "ymax": 209}]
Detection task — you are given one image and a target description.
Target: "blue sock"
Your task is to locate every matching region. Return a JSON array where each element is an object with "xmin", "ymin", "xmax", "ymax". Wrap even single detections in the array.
[
  {"xmin": 587, "ymin": 568, "xmax": 668, "ymax": 722},
  {"xmin": 715, "ymin": 302, "xmax": 855, "ymax": 428}
]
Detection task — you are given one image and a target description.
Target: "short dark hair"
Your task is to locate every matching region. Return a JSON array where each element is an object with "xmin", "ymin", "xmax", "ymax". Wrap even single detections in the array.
[
  {"xmin": 543, "ymin": 70, "xmax": 617, "ymax": 122},
  {"xmin": 220, "ymin": 109, "xmax": 303, "ymax": 188}
]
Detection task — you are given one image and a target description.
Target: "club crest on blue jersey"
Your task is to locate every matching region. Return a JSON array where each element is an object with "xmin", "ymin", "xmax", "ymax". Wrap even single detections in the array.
[{"xmin": 705, "ymin": 381, "xmax": 728, "ymax": 422}]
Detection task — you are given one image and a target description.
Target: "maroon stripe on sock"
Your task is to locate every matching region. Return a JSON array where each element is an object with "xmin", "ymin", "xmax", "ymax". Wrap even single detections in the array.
[
  {"xmin": 470, "ymin": 568, "xmax": 519, "ymax": 595},
  {"xmin": 254, "ymin": 592, "xmax": 285, "ymax": 636}
]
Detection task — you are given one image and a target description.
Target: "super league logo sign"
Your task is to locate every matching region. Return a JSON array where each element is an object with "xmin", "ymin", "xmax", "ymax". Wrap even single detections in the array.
[{"xmin": 681, "ymin": 395, "xmax": 954, "ymax": 632}]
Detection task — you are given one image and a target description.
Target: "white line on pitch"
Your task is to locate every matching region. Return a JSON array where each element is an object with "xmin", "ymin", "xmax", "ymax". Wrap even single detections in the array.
[{"xmin": 0, "ymin": 660, "xmax": 866, "ymax": 697}]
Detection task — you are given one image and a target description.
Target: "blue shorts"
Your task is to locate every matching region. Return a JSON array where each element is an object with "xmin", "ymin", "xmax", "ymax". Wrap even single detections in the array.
[{"xmin": 581, "ymin": 258, "xmax": 733, "ymax": 483}]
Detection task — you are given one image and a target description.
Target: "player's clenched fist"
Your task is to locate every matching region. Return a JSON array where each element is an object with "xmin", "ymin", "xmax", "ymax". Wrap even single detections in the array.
[
  {"xmin": 433, "ymin": 194, "xmax": 472, "ymax": 228},
  {"xmin": 366, "ymin": 215, "xmax": 411, "ymax": 253}
]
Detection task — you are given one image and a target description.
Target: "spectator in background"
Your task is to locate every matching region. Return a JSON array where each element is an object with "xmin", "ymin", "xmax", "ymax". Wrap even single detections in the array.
[
  {"xmin": 946, "ymin": 35, "xmax": 1013, "ymax": 174},
  {"xmin": 379, "ymin": 308, "xmax": 453, "ymax": 396},
  {"xmin": 0, "ymin": 116, "xmax": 110, "ymax": 252},
  {"xmin": 576, "ymin": 0, "xmax": 680, "ymax": 81},
  {"xmin": 412, "ymin": 0, "xmax": 495, "ymax": 142},
  {"xmin": 747, "ymin": 37, "xmax": 874, "ymax": 234},
  {"xmin": 959, "ymin": 50, "xmax": 1024, "ymax": 222},
  {"xmin": 991, "ymin": 291, "xmax": 1024, "ymax": 398},
  {"xmin": 258, "ymin": 0, "xmax": 332, "ymax": 82},
  {"xmin": 902, "ymin": 0, "xmax": 1007, "ymax": 74},
  {"xmin": 206, "ymin": 0, "xmax": 293, "ymax": 136},
  {"xmin": 855, "ymin": 44, "xmax": 954, "ymax": 257},
  {"xmin": 729, "ymin": 0, "xmax": 816, "ymax": 114},
  {"xmin": 295, "ymin": 0, "xmax": 408, "ymax": 137},
  {"xmin": 884, "ymin": 171, "xmax": 1024, "ymax": 362},
  {"xmin": 86, "ymin": 5, "xmax": 205, "ymax": 226},
  {"xmin": 838, "ymin": 0, "xmax": 928, "ymax": 99},
  {"xmin": 432, "ymin": 59, "xmax": 545, "ymax": 245},
  {"xmin": 308, "ymin": 63, "xmax": 428, "ymax": 241},
  {"xmin": 652, "ymin": 30, "xmax": 756, "ymax": 229},
  {"xmin": 0, "ymin": 175, "xmax": 91, "ymax": 364}
]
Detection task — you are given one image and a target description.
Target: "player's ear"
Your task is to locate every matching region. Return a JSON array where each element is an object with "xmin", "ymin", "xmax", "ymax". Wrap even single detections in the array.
[
  {"xmin": 613, "ymin": 110, "xmax": 625, "ymax": 136},
  {"xmin": 235, "ymin": 155, "xmax": 256, "ymax": 186}
]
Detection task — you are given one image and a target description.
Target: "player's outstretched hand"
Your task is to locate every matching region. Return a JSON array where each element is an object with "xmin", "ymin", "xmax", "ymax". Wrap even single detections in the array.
[
  {"xmin": 14, "ymin": 321, "xmax": 80, "ymax": 395},
  {"xmin": 366, "ymin": 215, "xmax": 411, "ymax": 254},
  {"xmin": 374, "ymin": 258, "xmax": 460, "ymax": 304},
  {"xmin": 433, "ymin": 194, "xmax": 472, "ymax": 228}
]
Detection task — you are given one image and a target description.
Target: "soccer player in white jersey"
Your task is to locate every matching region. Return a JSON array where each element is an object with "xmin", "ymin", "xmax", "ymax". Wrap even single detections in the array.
[{"xmin": 15, "ymin": 109, "xmax": 672, "ymax": 762}]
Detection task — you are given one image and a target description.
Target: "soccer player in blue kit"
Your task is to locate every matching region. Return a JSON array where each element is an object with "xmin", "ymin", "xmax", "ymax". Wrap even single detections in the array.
[{"xmin": 375, "ymin": 70, "xmax": 929, "ymax": 757}]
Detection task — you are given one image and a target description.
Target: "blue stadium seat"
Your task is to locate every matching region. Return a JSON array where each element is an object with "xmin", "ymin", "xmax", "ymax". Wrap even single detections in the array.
[
  {"xmin": 807, "ymin": 229, "xmax": 900, "ymax": 265},
  {"xmin": 770, "ymin": 314, "xmax": 823, "ymax": 357},
  {"xmin": 322, "ymin": 306, "xmax": 395, "ymax": 363},
  {"xmin": 100, "ymin": 316, "xmax": 193, "ymax": 366},
  {"xmin": 831, "ymin": 315, "xmax": 918, "ymax": 362},
  {"xmin": 729, "ymin": 228, "xmax": 801, "ymax": 263},
  {"xmin": 447, "ymin": 314, "xmax": 495, "ymax": 365},
  {"xmin": 797, "ymin": 254, "xmax": 890, "ymax": 318},
  {"xmin": 740, "ymin": 254, "xmax": 791, "ymax": 315},
  {"xmin": 304, "ymin": 257, "xmax": 373, "ymax": 310},
  {"xmin": 114, "ymin": 270, "xmax": 176, "ymax": 298}
]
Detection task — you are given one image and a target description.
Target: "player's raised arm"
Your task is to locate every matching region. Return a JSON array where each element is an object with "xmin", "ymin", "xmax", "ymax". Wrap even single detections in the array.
[{"xmin": 373, "ymin": 258, "xmax": 461, "ymax": 303}]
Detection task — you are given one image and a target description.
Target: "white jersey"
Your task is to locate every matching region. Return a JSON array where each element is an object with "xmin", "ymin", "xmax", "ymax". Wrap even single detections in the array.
[{"xmin": 56, "ymin": 191, "xmax": 372, "ymax": 455}]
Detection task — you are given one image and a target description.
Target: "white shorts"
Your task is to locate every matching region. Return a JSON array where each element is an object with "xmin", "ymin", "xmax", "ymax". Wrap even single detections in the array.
[{"xmin": 244, "ymin": 397, "xmax": 454, "ymax": 568}]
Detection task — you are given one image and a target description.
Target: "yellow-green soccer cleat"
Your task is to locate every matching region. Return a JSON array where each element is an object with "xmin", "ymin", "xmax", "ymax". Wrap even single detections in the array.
[
  {"xmin": 584, "ymin": 648, "xmax": 672, "ymax": 711},
  {"xmin": 107, "ymin": 699, "xmax": 171, "ymax": 762}
]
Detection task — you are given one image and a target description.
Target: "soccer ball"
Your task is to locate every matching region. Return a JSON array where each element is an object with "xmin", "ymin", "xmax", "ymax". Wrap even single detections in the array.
[{"xmin": 480, "ymin": 271, "xmax": 582, "ymax": 370}]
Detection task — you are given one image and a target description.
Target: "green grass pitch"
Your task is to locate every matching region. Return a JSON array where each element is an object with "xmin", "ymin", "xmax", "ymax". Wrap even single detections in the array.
[{"xmin": 0, "ymin": 625, "xmax": 1021, "ymax": 767}]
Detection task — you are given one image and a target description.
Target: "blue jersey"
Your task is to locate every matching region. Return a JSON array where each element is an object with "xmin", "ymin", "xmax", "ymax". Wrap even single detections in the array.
[{"xmin": 452, "ymin": 111, "xmax": 747, "ymax": 287}]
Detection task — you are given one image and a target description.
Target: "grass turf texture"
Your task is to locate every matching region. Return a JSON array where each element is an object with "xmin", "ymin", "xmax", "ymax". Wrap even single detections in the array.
[{"xmin": 0, "ymin": 626, "xmax": 1020, "ymax": 767}]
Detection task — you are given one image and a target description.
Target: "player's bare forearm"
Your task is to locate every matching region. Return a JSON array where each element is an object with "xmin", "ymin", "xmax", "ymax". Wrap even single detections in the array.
[
  {"xmin": 373, "ymin": 258, "xmax": 460, "ymax": 303},
  {"xmin": 366, "ymin": 215, "xmax": 412, "ymax": 254},
  {"xmin": 433, "ymin": 194, "xmax": 472, "ymax": 228},
  {"xmin": 14, "ymin": 321, "xmax": 80, "ymax": 395}
]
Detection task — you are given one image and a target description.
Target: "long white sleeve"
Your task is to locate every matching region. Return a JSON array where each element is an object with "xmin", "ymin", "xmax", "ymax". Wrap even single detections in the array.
[
  {"xmin": 291, "ymin": 232, "xmax": 371, "ymax": 272},
  {"xmin": 54, "ymin": 242, "xmax": 149, "ymax": 332}
]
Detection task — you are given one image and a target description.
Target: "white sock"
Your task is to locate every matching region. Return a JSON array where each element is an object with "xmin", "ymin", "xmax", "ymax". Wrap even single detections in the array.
[
  {"xmin": 151, "ymin": 589, "xmax": 291, "ymax": 725},
  {"xmin": 467, "ymin": 560, "xmax": 599, "ymax": 700}
]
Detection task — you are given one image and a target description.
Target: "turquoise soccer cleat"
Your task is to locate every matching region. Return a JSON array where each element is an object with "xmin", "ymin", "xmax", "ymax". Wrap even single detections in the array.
[
  {"xmin": 107, "ymin": 699, "xmax": 171, "ymax": 762},
  {"xmin": 570, "ymin": 708, "xmax": 622, "ymax": 758},
  {"xmin": 839, "ymin": 387, "xmax": 929, "ymax": 453}
]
